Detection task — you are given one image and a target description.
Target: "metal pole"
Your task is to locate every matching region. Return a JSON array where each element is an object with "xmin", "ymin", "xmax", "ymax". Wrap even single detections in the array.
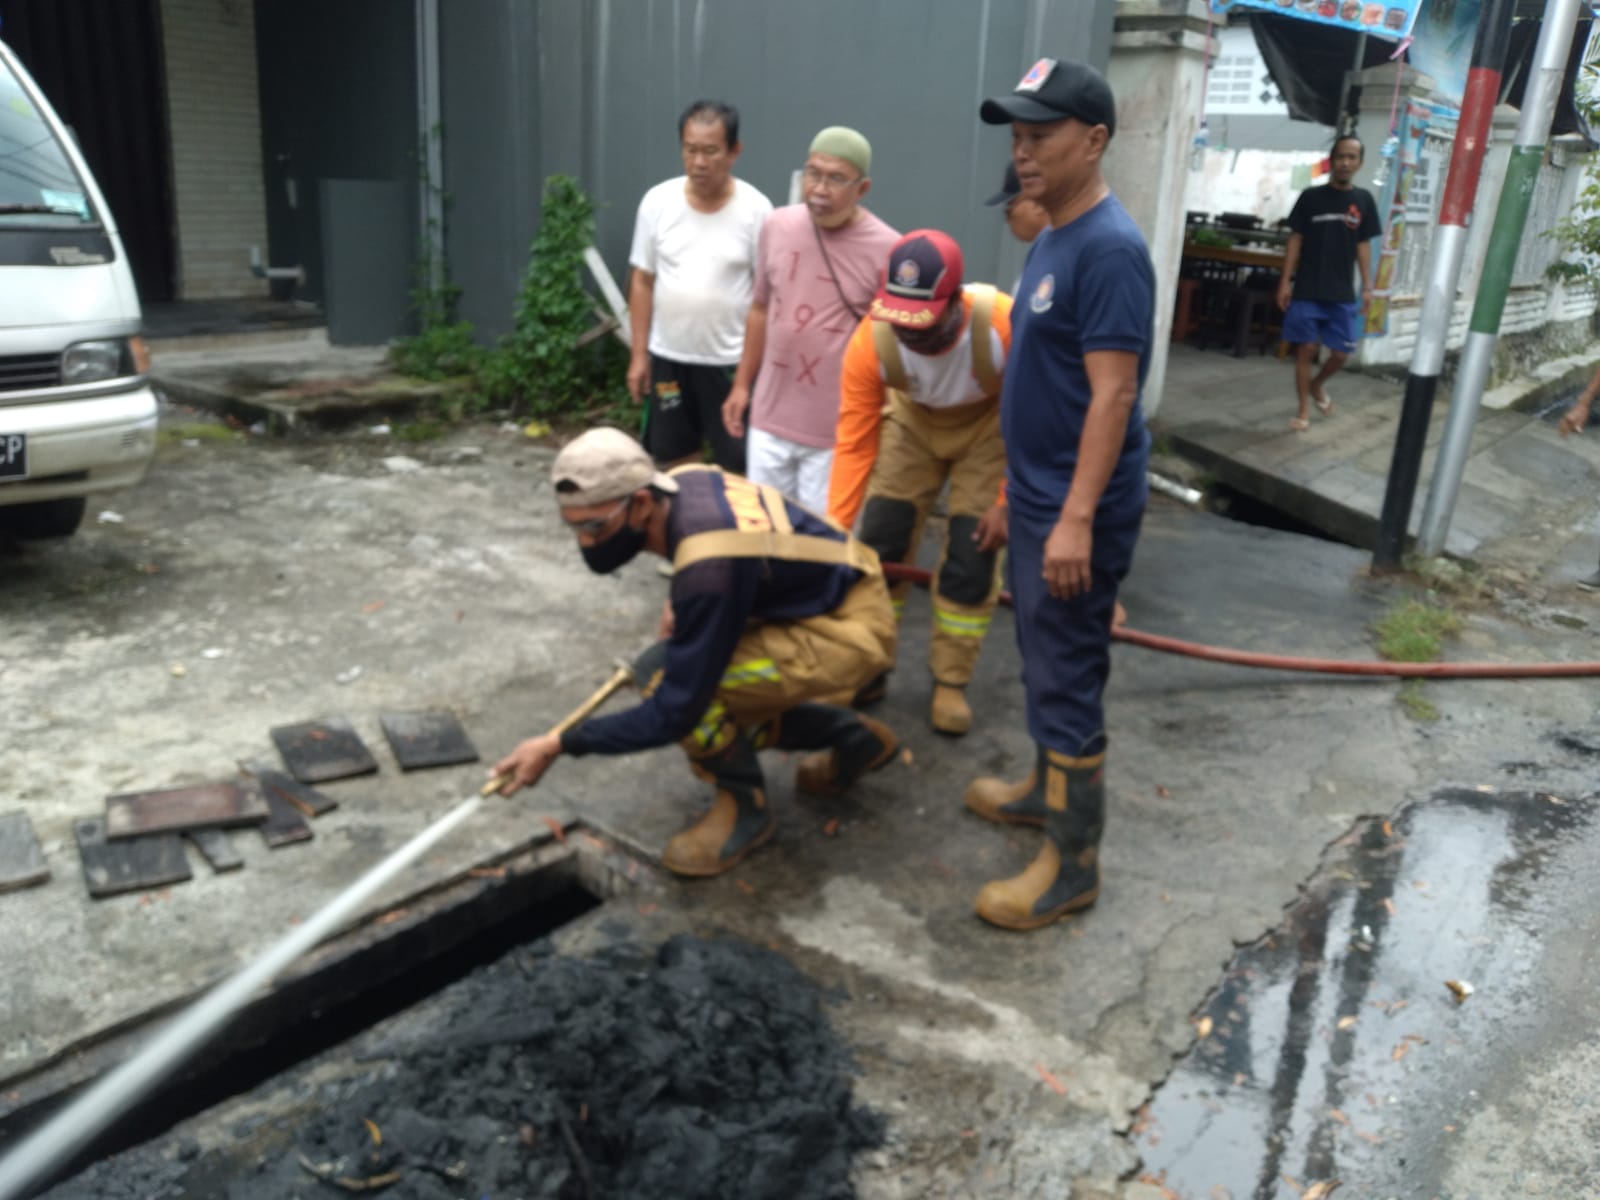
[
  {"xmin": 1417, "ymin": 0, "xmax": 1583, "ymax": 557},
  {"xmin": 1372, "ymin": 0, "xmax": 1517, "ymax": 571},
  {"xmin": 1336, "ymin": 31, "xmax": 1368, "ymax": 136},
  {"xmin": 415, "ymin": 0, "xmax": 444, "ymax": 294}
]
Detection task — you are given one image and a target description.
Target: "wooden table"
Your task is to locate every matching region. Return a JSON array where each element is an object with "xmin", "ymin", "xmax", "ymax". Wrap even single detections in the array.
[
  {"xmin": 1180, "ymin": 240, "xmax": 1287, "ymax": 270},
  {"xmin": 1175, "ymin": 241, "xmax": 1288, "ymax": 355}
]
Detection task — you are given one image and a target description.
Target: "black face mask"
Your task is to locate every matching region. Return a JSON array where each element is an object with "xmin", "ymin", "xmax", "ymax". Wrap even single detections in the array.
[{"xmin": 580, "ymin": 504, "xmax": 648, "ymax": 574}]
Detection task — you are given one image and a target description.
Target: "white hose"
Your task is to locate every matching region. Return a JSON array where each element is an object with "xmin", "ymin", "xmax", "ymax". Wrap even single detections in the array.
[
  {"xmin": 0, "ymin": 794, "xmax": 484, "ymax": 1200},
  {"xmin": 1148, "ymin": 470, "xmax": 1203, "ymax": 507}
]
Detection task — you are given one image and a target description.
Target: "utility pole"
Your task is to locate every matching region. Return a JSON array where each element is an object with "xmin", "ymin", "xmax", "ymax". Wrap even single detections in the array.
[
  {"xmin": 1371, "ymin": 0, "xmax": 1517, "ymax": 571},
  {"xmin": 1417, "ymin": 1, "xmax": 1584, "ymax": 557}
]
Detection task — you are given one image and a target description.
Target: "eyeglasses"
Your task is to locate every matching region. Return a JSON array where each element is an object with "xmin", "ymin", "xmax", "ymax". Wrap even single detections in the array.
[
  {"xmin": 568, "ymin": 497, "xmax": 630, "ymax": 537},
  {"xmin": 801, "ymin": 165, "xmax": 861, "ymax": 191}
]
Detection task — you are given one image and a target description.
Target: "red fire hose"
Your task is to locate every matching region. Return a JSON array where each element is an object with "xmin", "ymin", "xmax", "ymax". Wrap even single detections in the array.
[{"xmin": 880, "ymin": 561, "xmax": 1600, "ymax": 680}]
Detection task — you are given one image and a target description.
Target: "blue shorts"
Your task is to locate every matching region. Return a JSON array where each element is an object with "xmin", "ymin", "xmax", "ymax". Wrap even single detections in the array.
[{"xmin": 1282, "ymin": 300, "xmax": 1360, "ymax": 354}]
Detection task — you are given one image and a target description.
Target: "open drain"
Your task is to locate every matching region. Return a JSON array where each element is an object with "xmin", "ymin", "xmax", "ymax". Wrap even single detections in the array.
[
  {"xmin": 2, "ymin": 844, "xmax": 602, "ymax": 1197},
  {"xmin": 1203, "ymin": 483, "xmax": 1352, "ymax": 547},
  {"xmin": 35, "ymin": 933, "xmax": 881, "ymax": 1200}
]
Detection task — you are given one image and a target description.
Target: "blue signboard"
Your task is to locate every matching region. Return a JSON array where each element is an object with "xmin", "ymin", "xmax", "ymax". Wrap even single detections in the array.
[{"xmin": 1209, "ymin": 0, "xmax": 1425, "ymax": 42}]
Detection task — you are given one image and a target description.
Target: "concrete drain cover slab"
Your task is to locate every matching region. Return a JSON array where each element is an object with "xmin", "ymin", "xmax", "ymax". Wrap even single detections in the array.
[
  {"xmin": 379, "ymin": 710, "xmax": 479, "ymax": 771},
  {"xmin": 76, "ymin": 818, "xmax": 192, "ymax": 899},
  {"xmin": 0, "ymin": 811, "xmax": 49, "ymax": 893},
  {"xmin": 270, "ymin": 718, "xmax": 379, "ymax": 783},
  {"xmin": 248, "ymin": 766, "xmax": 338, "ymax": 818},
  {"xmin": 187, "ymin": 829, "xmax": 244, "ymax": 872},
  {"xmin": 105, "ymin": 782, "xmax": 269, "ymax": 840},
  {"xmin": 251, "ymin": 778, "xmax": 313, "ymax": 848}
]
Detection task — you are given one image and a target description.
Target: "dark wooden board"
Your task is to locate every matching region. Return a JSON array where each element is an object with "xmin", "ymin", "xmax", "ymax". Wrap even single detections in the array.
[
  {"xmin": 187, "ymin": 829, "xmax": 244, "ymax": 872},
  {"xmin": 379, "ymin": 710, "xmax": 480, "ymax": 771},
  {"xmin": 252, "ymin": 778, "xmax": 313, "ymax": 848},
  {"xmin": 76, "ymin": 818, "xmax": 191, "ymax": 899},
  {"xmin": 0, "ymin": 811, "xmax": 50, "ymax": 894},
  {"xmin": 104, "ymin": 781, "xmax": 269, "ymax": 840},
  {"xmin": 247, "ymin": 766, "xmax": 338, "ymax": 818},
  {"xmin": 270, "ymin": 718, "xmax": 379, "ymax": 783}
]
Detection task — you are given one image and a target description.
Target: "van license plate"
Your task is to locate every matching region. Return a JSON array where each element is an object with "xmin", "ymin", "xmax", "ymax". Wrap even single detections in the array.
[{"xmin": 0, "ymin": 433, "xmax": 26, "ymax": 481}]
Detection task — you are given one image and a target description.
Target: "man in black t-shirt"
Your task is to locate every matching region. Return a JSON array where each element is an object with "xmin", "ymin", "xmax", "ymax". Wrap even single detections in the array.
[{"xmin": 1275, "ymin": 136, "xmax": 1382, "ymax": 432}]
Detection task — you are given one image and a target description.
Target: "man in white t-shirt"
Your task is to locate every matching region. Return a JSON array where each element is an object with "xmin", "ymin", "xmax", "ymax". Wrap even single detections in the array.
[{"xmin": 628, "ymin": 100, "xmax": 773, "ymax": 473}]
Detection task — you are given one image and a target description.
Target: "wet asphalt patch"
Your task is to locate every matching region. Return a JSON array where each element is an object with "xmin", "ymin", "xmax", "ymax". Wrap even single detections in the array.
[
  {"xmin": 41, "ymin": 935, "xmax": 882, "ymax": 1200},
  {"xmin": 1129, "ymin": 786, "xmax": 1597, "ymax": 1199}
]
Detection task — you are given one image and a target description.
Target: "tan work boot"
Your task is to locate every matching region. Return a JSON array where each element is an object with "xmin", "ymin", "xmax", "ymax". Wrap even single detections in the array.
[
  {"xmin": 661, "ymin": 736, "xmax": 773, "ymax": 877},
  {"xmin": 779, "ymin": 706, "xmax": 899, "ymax": 796},
  {"xmin": 963, "ymin": 744, "xmax": 1048, "ymax": 826},
  {"xmin": 930, "ymin": 684, "xmax": 972, "ymax": 736},
  {"xmin": 975, "ymin": 745, "xmax": 1106, "ymax": 930}
]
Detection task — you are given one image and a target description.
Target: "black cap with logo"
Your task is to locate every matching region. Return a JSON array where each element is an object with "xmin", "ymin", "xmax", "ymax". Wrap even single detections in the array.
[{"xmin": 980, "ymin": 57, "xmax": 1117, "ymax": 138}]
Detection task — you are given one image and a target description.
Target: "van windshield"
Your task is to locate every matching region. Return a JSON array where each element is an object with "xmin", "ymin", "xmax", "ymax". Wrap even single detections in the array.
[{"xmin": 0, "ymin": 55, "xmax": 97, "ymax": 227}]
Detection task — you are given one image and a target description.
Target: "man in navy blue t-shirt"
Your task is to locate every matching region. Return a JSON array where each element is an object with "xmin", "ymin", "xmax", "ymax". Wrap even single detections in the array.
[{"xmin": 964, "ymin": 57, "xmax": 1154, "ymax": 932}]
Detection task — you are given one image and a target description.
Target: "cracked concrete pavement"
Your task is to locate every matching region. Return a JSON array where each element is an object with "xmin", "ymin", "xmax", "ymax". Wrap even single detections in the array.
[{"xmin": 5, "ymin": 405, "xmax": 1600, "ymax": 1197}]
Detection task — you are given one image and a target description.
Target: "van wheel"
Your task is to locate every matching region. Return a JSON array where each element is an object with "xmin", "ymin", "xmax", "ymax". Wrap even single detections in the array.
[{"xmin": 2, "ymin": 497, "xmax": 87, "ymax": 539}]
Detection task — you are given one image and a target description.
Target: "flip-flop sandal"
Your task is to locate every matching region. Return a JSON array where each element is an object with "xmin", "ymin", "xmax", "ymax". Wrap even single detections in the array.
[
  {"xmin": 1289, "ymin": 417, "xmax": 1310, "ymax": 432},
  {"xmin": 1314, "ymin": 390, "xmax": 1333, "ymax": 415}
]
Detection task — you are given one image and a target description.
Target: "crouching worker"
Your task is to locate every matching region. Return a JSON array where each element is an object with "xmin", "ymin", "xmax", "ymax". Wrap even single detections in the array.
[
  {"xmin": 830, "ymin": 230, "xmax": 1012, "ymax": 736},
  {"xmin": 493, "ymin": 427, "xmax": 900, "ymax": 877}
]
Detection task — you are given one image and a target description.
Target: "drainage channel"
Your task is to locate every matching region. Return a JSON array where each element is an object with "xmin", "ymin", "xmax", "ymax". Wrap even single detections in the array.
[
  {"xmin": 1127, "ymin": 783, "xmax": 1599, "ymax": 1199},
  {"xmin": 6, "ymin": 833, "xmax": 883, "ymax": 1200},
  {"xmin": 1202, "ymin": 483, "xmax": 1354, "ymax": 548},
  {"xmin": 0, "ymin": 839, "xmax": 602, "ymax": 1198}
]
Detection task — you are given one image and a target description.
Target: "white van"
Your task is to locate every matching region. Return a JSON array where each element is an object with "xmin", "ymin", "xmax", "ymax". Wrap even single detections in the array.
[{"xmin": 0, "ymin": 38, "xmax": 158, "ymax": 539}]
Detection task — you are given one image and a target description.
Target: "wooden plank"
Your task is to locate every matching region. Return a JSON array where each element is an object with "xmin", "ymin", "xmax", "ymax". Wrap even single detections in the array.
[
  {"xmin": 104, "ymin": 781, "xmax": 269, "ymax": 841},
  {"xmin": 379, "ymin": 710, "xmax": 480, "ymax": 771},
  {"xmin": 247, "ymin": 766, "xmax": 338, "ymax": 818},
  {"xmin": 75, "ymin": 818, "xmax": 191, "ymax": 899},
  {"xmin": 270, "ymin": 718, "xmax": 379, "ymax": 783},
  {"xmin": 252, "ymin": 778, "xmax": 313, "ymax": 849},
  {"xmin": 0, "ymin": 811, "xmax": 50, "ymax": 894}
]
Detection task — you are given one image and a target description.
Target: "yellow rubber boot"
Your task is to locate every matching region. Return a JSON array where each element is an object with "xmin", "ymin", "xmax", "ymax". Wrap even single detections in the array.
[
  {"xmin": 779, "ymin": 706, "xmax": 899, "ymax": 796},
  {"xmin": 930, "ymin": 684, "xmax": 972, "ymax": 736},
  {"xmin": 975, "ymin": 747, "xmax": 1106, "ymax": 930},
  {"xmin": 661, "ymin": 736, "xmax": 774, "ymax": 877},
  {"xmin": 963, "ymin": 744, "xmax": 1048, "ymax": 826}
]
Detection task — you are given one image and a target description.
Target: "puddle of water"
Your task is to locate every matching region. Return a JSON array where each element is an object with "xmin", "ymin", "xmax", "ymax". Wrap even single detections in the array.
[{"xmin": 1133, "ymin": 788, "xmax": 1593, "ymax": 1199}]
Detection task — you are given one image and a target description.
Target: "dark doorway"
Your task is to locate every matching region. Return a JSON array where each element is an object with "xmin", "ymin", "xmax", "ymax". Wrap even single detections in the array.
[
  {"xmin": 2, "ymin": 0, "xmax": 178, "ymax": 301},
  {"xmin": 254, "ymin": 0, "xmax": 418, "ymax": 313}
]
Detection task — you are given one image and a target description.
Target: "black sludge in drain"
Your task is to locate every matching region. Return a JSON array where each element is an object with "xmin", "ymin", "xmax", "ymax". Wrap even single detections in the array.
[{"xmin": 44, "ymin": 937, "xmax": 883, "ymax": 1200}]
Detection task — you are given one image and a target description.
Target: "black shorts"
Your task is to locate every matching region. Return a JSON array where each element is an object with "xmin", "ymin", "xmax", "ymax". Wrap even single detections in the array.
[{"xmin": 643, "ymin": 356, "xmax": 745, "ymax": 473}]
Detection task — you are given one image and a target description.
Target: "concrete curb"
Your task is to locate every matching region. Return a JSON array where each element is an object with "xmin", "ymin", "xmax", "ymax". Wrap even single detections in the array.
[{"xmin": 153, "ymin": 372, "xmax": 463, "ymax": 434}]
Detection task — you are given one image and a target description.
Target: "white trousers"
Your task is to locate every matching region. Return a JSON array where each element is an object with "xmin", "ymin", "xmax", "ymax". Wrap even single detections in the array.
[{"xmin": 746, "ymin": 427, "xmax": 834, "ymax": 517}]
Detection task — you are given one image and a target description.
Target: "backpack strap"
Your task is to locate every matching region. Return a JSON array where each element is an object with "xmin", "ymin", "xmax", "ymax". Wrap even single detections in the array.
[
  {"xmin": 871, "ymin": 320, "xmax": 910, "ymax": 393},
  {"xmin": 967, "ymin": 284, "xmax": 1000, "ymax": 396},
  {"xmin": 672, "ymin": 483, "xmax": 880, "ymax": 576}
]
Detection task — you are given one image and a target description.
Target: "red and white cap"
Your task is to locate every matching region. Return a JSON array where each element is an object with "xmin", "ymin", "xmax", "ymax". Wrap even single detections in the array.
[{"xmin": 870, "ymin": 229, "xmax": 965, "ymax": 329}]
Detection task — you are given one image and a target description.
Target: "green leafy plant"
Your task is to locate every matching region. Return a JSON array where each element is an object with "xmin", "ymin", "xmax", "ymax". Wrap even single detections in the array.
[
  {"xmin": 1544, "ymin": 54, "xmax": 1600, "ymax": 282},
  {"xmin": 479, "ymin": 175, "xmax": 626, "ymax": 415},
  {"xmin": 1397, "ymin": 679, "xmax": 1440, "ymax": 721}
]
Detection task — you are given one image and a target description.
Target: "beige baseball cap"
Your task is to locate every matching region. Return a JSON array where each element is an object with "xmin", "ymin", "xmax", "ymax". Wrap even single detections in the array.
[{"xmin": 551, "ymin": 427, "xmax": 679, "ymax": 508}]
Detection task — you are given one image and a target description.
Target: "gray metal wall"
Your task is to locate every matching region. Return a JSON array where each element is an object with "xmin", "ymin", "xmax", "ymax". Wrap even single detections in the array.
[{"xmin": 442, "ymin": 0, "xmax": 1115, "ymax": 341}]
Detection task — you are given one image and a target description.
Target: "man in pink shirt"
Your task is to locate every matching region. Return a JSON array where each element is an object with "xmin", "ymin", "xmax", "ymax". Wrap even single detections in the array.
[{"xmin": 722, "ymin": 126, "xmax": 899, "ymax": 514}]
